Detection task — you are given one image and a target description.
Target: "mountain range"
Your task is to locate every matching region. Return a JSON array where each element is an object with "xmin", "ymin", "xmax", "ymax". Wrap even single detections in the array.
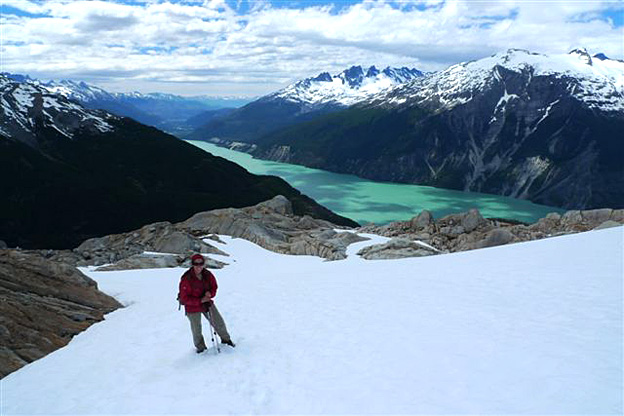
[
  {"xmin": 0, "ymin": 74, "xmax": 356, "ymax": 249},
  {"xmin": 1, "ymin": 73, "xmax": 249, "ymax": 135},
  {"xmin": 195, "ymin": 49, "xmax": 624, "ymax": 210},
  {"xmin": 187, "ymin": 65, "xmax": 424, "ymax": 142}
]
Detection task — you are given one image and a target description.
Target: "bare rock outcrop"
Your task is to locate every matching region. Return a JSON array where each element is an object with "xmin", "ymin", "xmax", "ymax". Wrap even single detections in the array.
[
  {"xmin": 178, "ymin": 195, "xmax": 367, "ymax": 260},
  {"xmin": 0, "ymin": 250, "xmax": 122, "ymax": 378},
  {"xmin": 38, "ymin": 196, "xmax": 367, "ymax": 269},
  {"xmin": 45, "ymin": 221, "xmax": 229, "ymax": 269},
  {"xmin": 358, "ymin": 207, "xmax": 624, "ymax": 259},
  {"xmin": 33, "ymin": 197, "xmax": 624, "ymax": 267}
]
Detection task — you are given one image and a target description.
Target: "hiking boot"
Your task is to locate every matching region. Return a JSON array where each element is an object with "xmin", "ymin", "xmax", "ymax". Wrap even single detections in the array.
[
  {"xmin": 222, "ymin": 339, "xmax": 235, "ymax": 347},
  {"xmin": 196, "ymin": 347, "xmax": 207, "ymax": 354}
]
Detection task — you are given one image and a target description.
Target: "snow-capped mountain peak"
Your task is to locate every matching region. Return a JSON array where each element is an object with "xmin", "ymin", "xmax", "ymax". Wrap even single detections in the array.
[
  {"xmin": 270, "ymin": 64, "xmax": 424, "ymax": 107},
  {"xmin": 373, "ymin": 48, "xmax": 624, "ymax": 113},
  {"xmin": 0, "ymin": 74, "xmax": 116, "ymax": 145},
  {"xmin": 568, "ymin": 47, "xmax": 593, "ymax": 65},
  {"xmin": 43, "ymin": 79, "xmax": 114, "ymax": 102}
]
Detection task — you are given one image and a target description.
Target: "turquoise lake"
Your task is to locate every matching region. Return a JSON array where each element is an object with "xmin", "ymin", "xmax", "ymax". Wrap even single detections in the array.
[{"xmin": 188, "ymin": 141, "xmax": 564, "ymax": 225}]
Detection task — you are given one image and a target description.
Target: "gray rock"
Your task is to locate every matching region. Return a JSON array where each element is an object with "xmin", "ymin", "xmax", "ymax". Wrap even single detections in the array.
[
  {"xmin": 357, "ymin": 238, "xmax": 439, "ymax": 260},
  {"xmin": 0, "ymin": 240, "xmax": 7, "ymax": 249},
  {"xmin": 462, "ymin": 209, "xmax": 486, "ymax": 232},
  {"xmin": 593, "ymin": 220, "xmax": 623, "ymax": 231},
  {"xmin": 359, "ymin": 204, "xmax": 624, "ymax": 256},
  {"xmin": 610, "ymin": 209, "xmax": 624, "ymax": 222},
  {"xmin": 315, "ymin": 229, "xmax": 337, "ymax": 240},
  {"xmin": 177, "ymin": 196, "xmax": 360, "ymax": 261},
  {"xmin": 152, "ymin": 231, "xmax": 223, "ymax": 256},
  {"xmin": 410, "ymin": 210, "xmax": 433, "ymax": 230},
  {"xmin": 95, "ymin": 253, "xmax": 182, "ymax": 271},
  {"xmin": 474, "ymin": 229, "xmax": 515, "ymax": 249},
  {"xmin": 561, "ymin": 210, "xmax": 583, "ymax": 224},
  {"xmin": 298, "ymin": 215, "xmax": 317, "ymax": 229},
  {"xmin": 545, "ymin": 212, "xmax": 562, "ymax": 222},
  {"xmin": 581, "ymin": 208, "xmax": 613, "ymax": 224},
  {"xmin": 52, "ymin": 221, "xmax": 226, "ymax": 268},
  {"xmin": 256, "ymin": 195, "xmax": 293, "ymax": 216},
  {"xmin": 335, "ymin": 231, "xmax": 369, "ymax": 246}
]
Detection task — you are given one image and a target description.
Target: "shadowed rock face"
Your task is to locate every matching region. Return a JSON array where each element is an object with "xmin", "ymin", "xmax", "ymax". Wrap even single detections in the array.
[{"xmin": 0, "ymin": 250, "xmax": 122, "ymax": 378}]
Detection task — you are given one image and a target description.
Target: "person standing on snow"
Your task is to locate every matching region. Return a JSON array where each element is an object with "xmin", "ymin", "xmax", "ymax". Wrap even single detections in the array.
[{"xmin": 179, "ymin": 253, "xmax": 235, "ymax": 353}]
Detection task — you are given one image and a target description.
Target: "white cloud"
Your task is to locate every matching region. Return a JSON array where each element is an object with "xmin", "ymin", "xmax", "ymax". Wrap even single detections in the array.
[{"xmin": 1, "ymin": 0, "xmax": 622, "ymax": 96}]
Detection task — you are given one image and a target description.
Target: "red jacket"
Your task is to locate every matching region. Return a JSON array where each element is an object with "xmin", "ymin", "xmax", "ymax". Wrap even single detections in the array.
[{"xmin": 179, "ymin": 268, "xmax": 218, "ymax": 314}]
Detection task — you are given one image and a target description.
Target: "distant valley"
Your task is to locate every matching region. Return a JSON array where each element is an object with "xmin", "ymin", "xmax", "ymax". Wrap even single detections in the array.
[{"xmin": 1, "ymin": 73, "xmax": 250, "ymax": 136}]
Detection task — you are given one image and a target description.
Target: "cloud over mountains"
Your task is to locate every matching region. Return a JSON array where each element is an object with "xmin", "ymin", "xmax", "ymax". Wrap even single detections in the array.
[{"xmin": 1, "ymin": 0, "xmax": 622, "ymax": 96}]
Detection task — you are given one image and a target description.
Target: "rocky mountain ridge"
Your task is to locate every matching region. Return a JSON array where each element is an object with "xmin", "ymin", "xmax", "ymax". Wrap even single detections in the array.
[
  {"xmin": 366, "ymin": 48, "xmax": 623, "ymax": 113},
  {"xmin": 0, "ymin": 74, "xmax": 117, "ymax": 147},
  {"xmin": 270, "ymin": 65, "xmax": 424, "ymax": 107},
  {"xmin": 1, "ymin": 73, "xmax": 249, "ymax": 134}
]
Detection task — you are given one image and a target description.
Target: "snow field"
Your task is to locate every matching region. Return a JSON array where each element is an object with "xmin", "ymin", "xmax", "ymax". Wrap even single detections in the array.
[{"xmin": 1, "ymin": 227, "xmax": 622, "ymax": 414}]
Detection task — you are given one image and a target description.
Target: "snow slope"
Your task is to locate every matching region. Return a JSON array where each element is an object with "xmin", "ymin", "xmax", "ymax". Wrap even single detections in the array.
[{"xmin": 2, "ymin": 228, "xmax": 622, "ymax": 414}]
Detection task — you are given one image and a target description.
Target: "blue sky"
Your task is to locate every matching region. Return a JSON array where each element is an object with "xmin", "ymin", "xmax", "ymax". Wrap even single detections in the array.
[{"xmin": 1, "ymin": 0, "xmax": 623, "ymax": 96}]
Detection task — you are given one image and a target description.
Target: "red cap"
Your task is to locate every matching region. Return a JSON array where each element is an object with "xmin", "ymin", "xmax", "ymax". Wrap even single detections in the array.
[{"xmin": 191, "ymin": 254, "xmax": 205, "ymax": 264}]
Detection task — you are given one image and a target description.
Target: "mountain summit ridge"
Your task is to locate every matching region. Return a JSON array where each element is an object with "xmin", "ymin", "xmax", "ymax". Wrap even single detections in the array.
[
  {"xmin": 366, "ymin": 48, "xmax": 624, "ymax": 113},
  {"xmin": 187, "ymin": 64, "xmax": 423, "ymax": 141},
  {"xmin": 269, "ymin": 64, "xmax": 424, "ymax": 107}
]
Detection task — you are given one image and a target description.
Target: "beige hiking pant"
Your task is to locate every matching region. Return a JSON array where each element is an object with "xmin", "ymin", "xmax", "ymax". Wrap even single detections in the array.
[{"xmin": 186, "ymin": 303, "xmax": 231, "ymax": 350}]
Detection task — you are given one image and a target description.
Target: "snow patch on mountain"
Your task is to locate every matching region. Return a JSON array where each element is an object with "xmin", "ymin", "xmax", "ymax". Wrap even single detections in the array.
[
  {"xmin": 0, "ymin": 74, "xmax": 116, "ymax": 142},
  {"xmin": 44, "ymin": 79, "xmax": 114, "ymax": 102}
]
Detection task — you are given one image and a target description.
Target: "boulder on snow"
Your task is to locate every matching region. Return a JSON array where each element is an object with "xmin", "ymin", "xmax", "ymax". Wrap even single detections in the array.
[
  {"xmin": 357, "ymin": 238, "xmax": 440, "ymax": 260},
  {"xmin": 178, "ymin": 196, "xmax": 360, "ymax": 261},
  {"xmin": 47, "ymin": 221, "xmax": 227, "ymax": 268},
  {"xmin": 474, "ymin": 229, "xmax": 516, "ymax": 249},
  {"xmin": 95, "ymin": 252, "xmax": 228, "ymax": 271}
]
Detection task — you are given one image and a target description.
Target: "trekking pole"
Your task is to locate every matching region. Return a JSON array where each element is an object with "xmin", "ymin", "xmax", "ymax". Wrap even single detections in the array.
[{"xmin": 207, "ymin": 309, "xmax": 221, "ymax": 354}]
